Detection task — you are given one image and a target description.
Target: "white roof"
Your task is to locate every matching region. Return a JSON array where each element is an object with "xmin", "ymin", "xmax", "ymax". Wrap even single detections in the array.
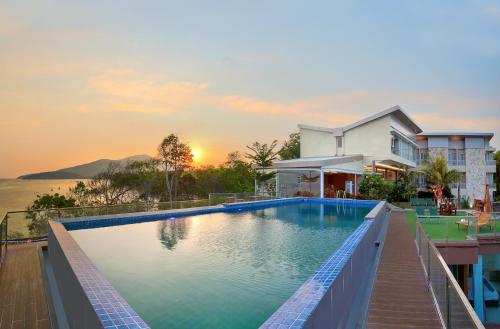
[
  {"xmin": 418, "ymin": 132, "xmax": 494, "ymax": 140},
  {"xmin": 270, "ymin": 155, "xmax": 363, "ymax": 169},
  {"xmin": 298, "ymin": 105, "xmax": 423, "ymax": 135},
  {"xmin": 343, "ymin": 105, "xmax": 422, "ymax": 133}
]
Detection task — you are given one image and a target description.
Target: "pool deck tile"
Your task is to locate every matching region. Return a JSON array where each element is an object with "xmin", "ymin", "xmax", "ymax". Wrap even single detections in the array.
[{"xmin": 0, "ymin": 243, "xmax": 50, "ymax": 329}]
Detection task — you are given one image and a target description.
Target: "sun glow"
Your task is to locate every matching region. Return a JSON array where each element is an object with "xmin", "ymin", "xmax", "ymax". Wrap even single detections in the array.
[{"xmin": 192, "ymin": 149, "xmax": 202, "ymax": 162}]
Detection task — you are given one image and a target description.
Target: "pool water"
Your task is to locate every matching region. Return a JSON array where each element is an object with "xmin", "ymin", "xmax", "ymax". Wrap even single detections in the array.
[{"xmin": 70, "ymin": 202, "xmax": 372, "ymax": 329}]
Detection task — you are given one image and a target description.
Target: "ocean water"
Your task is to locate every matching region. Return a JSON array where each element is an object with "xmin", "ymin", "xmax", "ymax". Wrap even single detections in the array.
[
  {"xmin": 70, "ymin": 202, "xmax": 373, "ymax": 329},
  {"xmin": 0, "ymin": 179, "xmax": 83, "ymax": 215}
]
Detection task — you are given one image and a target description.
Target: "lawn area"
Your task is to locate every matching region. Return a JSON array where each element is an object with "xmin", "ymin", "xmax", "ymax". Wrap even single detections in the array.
[
  {"xmin": 405, "ymin": 211, "xmax": 469, "ymax": 241},
  {"xmin": 405, "ymin": 211, "xmax": 500, "ymax": 241}
]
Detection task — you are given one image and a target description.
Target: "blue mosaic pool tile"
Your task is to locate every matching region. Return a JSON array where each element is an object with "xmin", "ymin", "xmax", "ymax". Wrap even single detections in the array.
[
  {"xmin": 61, "ymin": 197, "xmax": 379, "ymax": 231},
  {"xmin": 50, "ymin": 222, "xmax": 151, "ymax": 329},
  {"xmin": 259, "ymin": 219, "xmax": 373, "ymax": 329}
]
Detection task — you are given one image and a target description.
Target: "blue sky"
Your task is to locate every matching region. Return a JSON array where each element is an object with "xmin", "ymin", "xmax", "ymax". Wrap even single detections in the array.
[{"xmin": 0, "ymin": 0, "xmax": 499, "ymax": 177}]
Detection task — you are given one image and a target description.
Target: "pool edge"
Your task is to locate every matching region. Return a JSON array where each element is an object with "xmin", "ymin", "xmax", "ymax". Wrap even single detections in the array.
[{"xmin": 48, "ymin": 198, "xmax": 385, "ymax": 329}]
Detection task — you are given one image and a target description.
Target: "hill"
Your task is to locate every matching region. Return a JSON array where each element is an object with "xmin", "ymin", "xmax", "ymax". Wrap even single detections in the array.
[{"xmin": 18, "ymin": 155, "xmax": 152, "ymax": 179}]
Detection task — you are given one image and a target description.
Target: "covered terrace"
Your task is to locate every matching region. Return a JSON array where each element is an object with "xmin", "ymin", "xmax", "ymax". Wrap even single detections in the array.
[{"xmin": 269, "ymin": 155, "xmax": 365, "ymax": 198}]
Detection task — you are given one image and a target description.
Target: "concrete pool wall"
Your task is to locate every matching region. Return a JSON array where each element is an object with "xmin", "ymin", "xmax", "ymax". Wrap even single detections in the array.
[{"xmin": 47, "ymin": 197, "xmax": 386, "ymax": 329}]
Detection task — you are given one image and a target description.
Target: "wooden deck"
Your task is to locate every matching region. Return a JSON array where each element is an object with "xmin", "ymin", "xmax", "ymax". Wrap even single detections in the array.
[
  {"xmin": 367, "ymin": 211, "xmax": 442, "ymax": 329},
  {"xmin": 0, "ymin": 243, "xmax": 49, "ymax": 329}
]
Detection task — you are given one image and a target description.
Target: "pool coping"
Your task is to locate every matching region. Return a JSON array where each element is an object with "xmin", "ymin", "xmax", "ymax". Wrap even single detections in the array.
[{"xmin": 48, "ymin": 197, "xmax": 383, "ymax": 329}]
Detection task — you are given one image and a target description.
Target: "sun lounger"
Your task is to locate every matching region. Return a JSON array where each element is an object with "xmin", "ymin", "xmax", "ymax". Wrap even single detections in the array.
[{"xmin": 456, "ymin": 212, "xmax": 491, "ymax": 231}]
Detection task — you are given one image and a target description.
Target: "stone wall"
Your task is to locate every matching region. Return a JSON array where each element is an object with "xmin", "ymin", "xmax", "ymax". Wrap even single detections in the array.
[{"xmin": 465, "ymin": 148, "xmax": 486, "ymax": 201}]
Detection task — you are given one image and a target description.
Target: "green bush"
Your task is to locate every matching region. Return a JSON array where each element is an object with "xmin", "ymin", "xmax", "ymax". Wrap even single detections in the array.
[
  {"xmin": 359, "ymin": 174, "xmax": 393, "ymax": 200},
  {"xmin": 387, "ymin": 179, "xmax": 417, "ymax": 203}
]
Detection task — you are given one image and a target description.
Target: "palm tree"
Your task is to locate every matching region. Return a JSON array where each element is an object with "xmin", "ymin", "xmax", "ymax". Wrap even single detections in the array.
[{"xmin": 420, "ymin": 153, "xmax": 460, "ymax": 195}]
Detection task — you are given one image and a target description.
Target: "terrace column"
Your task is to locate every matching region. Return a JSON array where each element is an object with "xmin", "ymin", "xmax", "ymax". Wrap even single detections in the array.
[
  {"xmin": 473, "ymin": 255, "xmax": 485, "ymax": 321},
  {"xmin": 275, "ymin": 171, "xmax": 280, "ymax": 198},
  {"xmin": 354, "ymin": 174, "xmax": 357, "ymax": 197},
  {"xmin": 320, "ymin": 169, "xmax": 324, "ymax": 198}
]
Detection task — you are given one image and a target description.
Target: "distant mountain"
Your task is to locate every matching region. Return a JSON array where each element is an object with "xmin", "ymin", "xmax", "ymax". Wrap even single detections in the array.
[{"xmin": 18, "ymin": 155, "xmax": 152, "ymax": 179}]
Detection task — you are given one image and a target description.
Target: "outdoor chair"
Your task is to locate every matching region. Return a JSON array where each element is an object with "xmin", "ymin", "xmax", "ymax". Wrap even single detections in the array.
[
  {"xmin": 456, "ymin": 212, "xmax": 491, "ymax": 231},
  {"xmin": 416, "ymin": 207, "xmax": 426, "ymax": 217},
  {"xmin": 429, "ymin": 207, "xmax": 438, "ymax": 216}
]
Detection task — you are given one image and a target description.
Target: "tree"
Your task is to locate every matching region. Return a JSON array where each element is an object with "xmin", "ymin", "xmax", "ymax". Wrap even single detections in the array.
[
  {"xmin": 245, "ymin": 140, "xmax": 279, "ymax": 189},
  {"xmin": 86, "ymin": 163, "xmax": 136, "ymax": 205},
  {"xmin": 420, "ymin": 153, "xmax": 460, "ymax": 194},
  {"xmin": 68, "ymin": 181, "xmax": 91, "ymax": 206},
  {"xmin": 26, "ymin": 193, "xmax": 77, "ymax": 236},
  {"xmin": 495, "ymin": 151, "xmax": 500, "ymax": 200},
  {"xmin": 158, "ymin": 134, "xmax": 193, "ymax": 204},
  {"xmin": 245, "ymin": 140, "xmax": 279, "ymax": 167},
  {"xmin": 279, "ymin": 132, "xmax": 300, "ymax": 160},
  {"xmin": 359, "ymin": 174, "xmax": 393, "ymax": 200},
  {"xmin": 125, "ymin": 159, "xmax": 163, "ymax": 203}
]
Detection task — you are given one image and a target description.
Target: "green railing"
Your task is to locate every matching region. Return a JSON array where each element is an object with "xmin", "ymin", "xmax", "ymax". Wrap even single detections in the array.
[{"xmin": 415, "ymin": 221, "xmax": 485, "ymax": 328}]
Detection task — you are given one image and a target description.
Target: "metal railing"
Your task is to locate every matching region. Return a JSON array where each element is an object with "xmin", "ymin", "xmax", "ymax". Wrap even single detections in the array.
[
  {"xmin": 0, "ymin": 195, "xmax": 281, "ymax": 269},
  {"xmin": 208, "ymin": 192, "xmax": 277, "ymax": 204},
  {"xmin": 415, "ymin": 221, "xmax": 485, "ymax": 328},
  {"xmin": 0, "ymin": 213, "xmax": 7, "ymax": 268}
]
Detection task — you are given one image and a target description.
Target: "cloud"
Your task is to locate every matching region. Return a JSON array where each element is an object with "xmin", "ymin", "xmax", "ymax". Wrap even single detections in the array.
[
  {"xmin": 89, "ymin": 70, "xmax": 209, "ymax": 113},
  {"xmin": 86, "ymin": 68, "xmax": 500, "ymax": 148},
  {"xmin": 111, "ymin": 102, "xmax": 172, "ymax": 114},
  {"xmin": 414, "ymin": 113, "xmax": 500, "ymax": 132}
]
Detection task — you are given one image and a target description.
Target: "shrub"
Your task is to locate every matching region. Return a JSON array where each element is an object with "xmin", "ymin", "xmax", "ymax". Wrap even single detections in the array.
[
  {"xmin": 387, "ymin": 179, "xmax": 417, "ymax": 203},
  {"xmin": 359, "ymin": 174, "xmax": 393, "ymax": 200}
]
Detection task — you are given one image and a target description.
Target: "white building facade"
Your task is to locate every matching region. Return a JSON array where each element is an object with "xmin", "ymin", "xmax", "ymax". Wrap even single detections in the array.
[{"xmin": 270, "ymin": 106, "xmax": 496, "ymax": 200}]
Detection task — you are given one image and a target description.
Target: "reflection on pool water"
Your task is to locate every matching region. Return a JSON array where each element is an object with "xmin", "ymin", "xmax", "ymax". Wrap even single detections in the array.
[{"xmin": 70, "ymin": 202, "xmax": 373, "ymax": 329}]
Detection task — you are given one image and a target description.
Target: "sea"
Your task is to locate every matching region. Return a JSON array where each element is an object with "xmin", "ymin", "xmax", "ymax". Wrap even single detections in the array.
[{"xmin": 0, "ymin": 179, "xmax": 86, "ymax": 216}]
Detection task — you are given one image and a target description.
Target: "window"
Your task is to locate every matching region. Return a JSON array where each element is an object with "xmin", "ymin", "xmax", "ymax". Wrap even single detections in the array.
[
  {"xmin": 487, "ymin": 173, "xmax": 495, "ymax": 186},
  {"xmin": 451, "ymin": 173, "xmax": 466, "ymax": 189},
  {"xmin": 391, "ymin": 133, "xmax": 416, "ymax": 162},
  {"xmin": 417, "ymin": 174, "xmax": 426, "ymax": 188},
  {"xmin": 417, "ymin": 149, "xmax": 428, "ymax": 165},
  {"xmin": 448, "ymin": 149, "xmax": 465, "ymax": 166},
  {"xmin": 336, "ymin": 136, "xmax": 342, "ymax": 148},
  {"xmin": 486, "ymin": 152, "xmax": 495, "ymax": 166}
]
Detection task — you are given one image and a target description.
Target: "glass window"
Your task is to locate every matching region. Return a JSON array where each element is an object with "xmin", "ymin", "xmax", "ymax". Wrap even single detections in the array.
[{"xmin": 336, "ymin": 136, "xmax": 342, "ymax": 148}]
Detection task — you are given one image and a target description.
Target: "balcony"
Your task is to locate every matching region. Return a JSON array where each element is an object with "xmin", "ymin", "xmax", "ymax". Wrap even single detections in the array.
[
  {"xmin": 448, "ymin": 159, "xmax": 465, "ymax": 166},
  {"xmin": 486, "ymin": 159, "xmax": 496, "ymax": 166},
  {"xmin": 450, "ymin": 182, "xmax": 466, "ymax": 189}
]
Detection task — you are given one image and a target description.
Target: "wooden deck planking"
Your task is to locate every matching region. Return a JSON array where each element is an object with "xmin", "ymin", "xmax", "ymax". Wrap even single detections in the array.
[
  {"xmin": 367, "ymin": 211, "xmax": 442, "ymax": 329},
  {"xmin": 0, "ymin": 243, "xmax": 49, "ymax": 329}
]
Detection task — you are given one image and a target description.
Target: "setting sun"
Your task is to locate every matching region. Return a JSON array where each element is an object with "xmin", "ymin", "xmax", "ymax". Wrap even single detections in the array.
[{"xmin": 192, "ymin": 149, "xmax": 202, "ymax": 162}]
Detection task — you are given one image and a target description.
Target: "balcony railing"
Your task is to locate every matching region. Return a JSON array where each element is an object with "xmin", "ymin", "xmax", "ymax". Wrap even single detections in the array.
[
  {"xmin": 450, "ymin": 182, "xmax": 466, "ymax": 189},
  {"xmin": 448, "ymin": 160, "xmax": 466, "ymax": 166},
  {"xmin": 415, "ymin": 222, "xmax": 485, "ymax": 328},
  {"xmin": 486, "ymin": 159, "xmax": 496, "ymax": 166}
]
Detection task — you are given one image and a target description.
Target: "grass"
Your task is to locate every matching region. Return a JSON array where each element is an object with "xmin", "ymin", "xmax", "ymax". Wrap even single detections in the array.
[{"xmin": 405, "ymin": 211, "xmax": 500, "ymax": 241}]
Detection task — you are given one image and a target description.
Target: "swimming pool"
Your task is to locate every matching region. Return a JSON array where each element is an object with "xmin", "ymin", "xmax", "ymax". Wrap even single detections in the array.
[{"xmin": 50, "ymin": 199, "xmax": 384, "ymax": 329}]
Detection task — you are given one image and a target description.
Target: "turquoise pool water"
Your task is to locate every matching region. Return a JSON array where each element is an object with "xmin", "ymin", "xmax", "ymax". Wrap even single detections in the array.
[{"xmin": 70, "ymin": 202, "xmax": 372, "ymax": 329}]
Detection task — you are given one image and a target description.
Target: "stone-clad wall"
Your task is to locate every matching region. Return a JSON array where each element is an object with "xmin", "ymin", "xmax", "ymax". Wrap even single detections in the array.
[
  {"xmin": 419, "ymin": 147, "xmax": 487, "ymax": 203},
  {"xmin": 466, "ymin": 148, "xmax": 486, "ymax": 201},
  {"xmin": 428, "ymin": 147, "xmax": 448, "ymax": 159}
]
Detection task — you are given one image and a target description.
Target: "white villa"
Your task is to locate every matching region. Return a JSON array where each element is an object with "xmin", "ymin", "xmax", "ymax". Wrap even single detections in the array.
[{"xmin": 270, "ymin": 106, "xmax": 496, "ymax": 202}]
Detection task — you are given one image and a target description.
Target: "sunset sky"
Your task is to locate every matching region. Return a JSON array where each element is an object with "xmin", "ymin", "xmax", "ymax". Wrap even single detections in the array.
[{"xmin": 1, "ymin": 0, "xmax": 499, "ymax": 178}]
